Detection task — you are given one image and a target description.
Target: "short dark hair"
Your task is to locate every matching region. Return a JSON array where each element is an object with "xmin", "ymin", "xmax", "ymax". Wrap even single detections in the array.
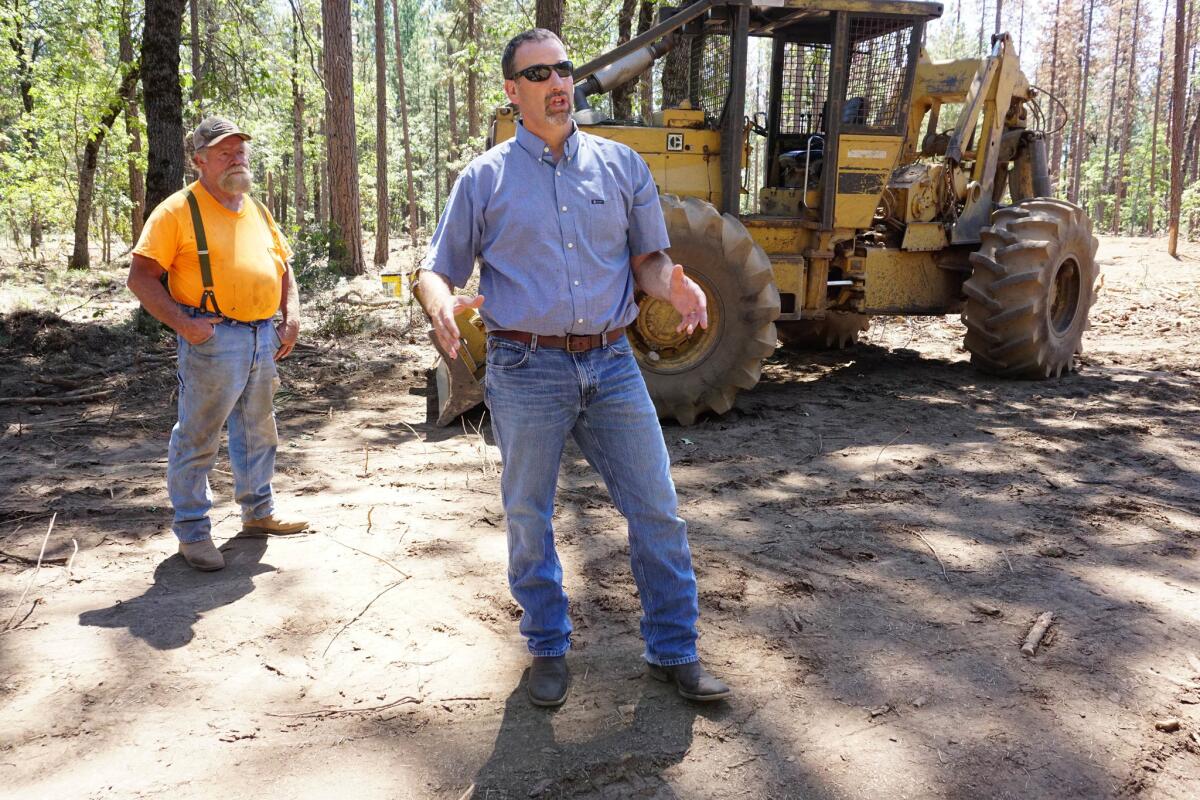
[{"xmin": 502, "ymin": 28, "xmax": 564, "ymax": 79}]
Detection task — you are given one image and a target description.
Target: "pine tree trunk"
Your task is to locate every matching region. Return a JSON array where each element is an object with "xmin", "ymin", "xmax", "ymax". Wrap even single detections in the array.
[
  {"xmin": 374, "ymin": 0, "xmax": 389, "ymax": 267},
  {"xmin": 637, "ymin": 1, "xmax": 654, "ymax": 123},
  {"xmin": 322, "ymin": 0, "xmax": 365, "ymax": 276},
  {"xmin": 467, "ymin": 0, "xmax": 479, "ymax": 141},
  {"xmin": 292, "ymin": 18, "xmax": 307, "ymax": 229},
  {"xmin": 1148, "ymin": 0, "xmax": 1168, "ymax": 233},
  {"xmin": 189, "ymin": 0, "xmax": 201, "ymax": 114},
  {"xmin": 1099, "ymin": 0, "xmax": 1125, "ymax": 226},
  {"xmin": 1070, "ymin": 0, "xmax": 1096, "ymax": 205},
  {"xmin": 70, "ymin": 65, "xmax": 141, "ymax": 269},
  {"xmin": 1168, "ymin": 0, "xmax": 1187, "ymax": 255},
  {"xmin": 1113, "ymin": 0, "xmax": 1141, "ymax": 234},
  {"xmin": 391, "ymin": 0, "xmax": 419, "ymax": 248},
  {"xmin": 1187, "ymin": 0, "xmax": 1199, "ymax": 182},
  {"xmin": 119, "ymin": 0, "xmax": 145, "ymax": 243},
  {"xmin": 1048, "ymin": 0, "xmax": 1061, "ymax": 190},
  {"xmin": 536, "ymin": 0, "xmax": 564, "ymax": 36},
  {"xmin": 661, "ymin": 44, "xmax": 689, "ymax": 108},
  {"xmin": 433, "ymin": 86, "xmax": 441, "ymax": 216},
  {"xmin": 612, "ymin": 0, "xmax": 638, "ymax": 119},
  {"xmin": 994, "ymin": 0, "xmax": 1002, "ymax": 35},
  {"xmin": 447, "ymin": 38, "xmax": 459, "ymax": 191},
  {"xmin": 142, "ymin": 0, "xmax": 187, "ymax": 217}
]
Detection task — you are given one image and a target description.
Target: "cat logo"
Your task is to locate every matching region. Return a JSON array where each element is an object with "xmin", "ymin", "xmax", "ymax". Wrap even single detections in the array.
[{"xmin": 666, "ymin": 133, "xmax": 684, "ymax": 152}]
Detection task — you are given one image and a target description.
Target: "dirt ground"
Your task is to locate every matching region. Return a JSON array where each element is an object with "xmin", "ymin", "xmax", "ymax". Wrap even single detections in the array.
[{"xmin": 1, "ymin": 235, "xmax": 1198, "ymax": 800}]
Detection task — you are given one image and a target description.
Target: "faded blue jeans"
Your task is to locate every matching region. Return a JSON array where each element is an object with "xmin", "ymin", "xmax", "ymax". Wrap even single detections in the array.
[
  {"xmin": 167, "ymin": 308, "xmax": 280, "ymax": 543},
  {"xmin": 483, "ymin": 333, "xmax": 700, "ymax": 667}
]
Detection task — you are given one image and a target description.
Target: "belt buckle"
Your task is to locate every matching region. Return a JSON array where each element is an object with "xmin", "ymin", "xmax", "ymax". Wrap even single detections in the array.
[{"xmin": 565, "ymin": 334, "xmax": 588, "ymax": 353}]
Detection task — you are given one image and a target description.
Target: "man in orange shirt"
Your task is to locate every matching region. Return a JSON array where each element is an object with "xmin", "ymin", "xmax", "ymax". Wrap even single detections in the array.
[{"xmin": 127, "ymin": 117, "xmax": 307, "ymax": 571}]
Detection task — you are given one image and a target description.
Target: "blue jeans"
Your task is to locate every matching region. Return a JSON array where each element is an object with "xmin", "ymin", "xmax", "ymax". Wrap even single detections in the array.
[
  {"xmin": 483, "ymin": 333, "xmax": 700, "ymax": 667},
  {"xmin": 167, "ymin": 310, "xmax": 281, "ymax": 543}
]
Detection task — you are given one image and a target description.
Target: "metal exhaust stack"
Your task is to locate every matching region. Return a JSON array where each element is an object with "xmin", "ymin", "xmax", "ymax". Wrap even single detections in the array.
[{"xmin": 573, "ymin": 36, "xmax": 676, "ymax": 125}]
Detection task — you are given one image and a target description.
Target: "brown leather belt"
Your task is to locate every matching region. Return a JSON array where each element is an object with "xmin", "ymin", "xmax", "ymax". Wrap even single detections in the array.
[{"xmin": 491, "ymin": 327, "xmax": 625, "ymax": 353}]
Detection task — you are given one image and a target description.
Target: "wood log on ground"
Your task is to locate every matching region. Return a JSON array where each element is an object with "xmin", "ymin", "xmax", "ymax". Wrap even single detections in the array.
[{"xmin": 1021, "ymin": 611, "xmax": 1055, "ymax": 656}]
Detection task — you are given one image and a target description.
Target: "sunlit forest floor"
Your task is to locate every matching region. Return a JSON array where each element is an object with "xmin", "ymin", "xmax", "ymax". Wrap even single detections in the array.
[{"xmin": 1, "ymin": 235, "xmax": 1198, "ymax": 799}]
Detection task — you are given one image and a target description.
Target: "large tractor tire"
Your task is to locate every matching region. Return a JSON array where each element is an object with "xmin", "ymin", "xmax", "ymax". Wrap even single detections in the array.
[
  {"xmin": 776, "ymin": 312, "xmax": 870, "ymax": 350},
  {"xmin": 962, "ymin": 198, "xmax": 1099, "ymax": 378},
  {"xmin": 628, "ymin": 195, "xmax": 780, "ymax": 425}
]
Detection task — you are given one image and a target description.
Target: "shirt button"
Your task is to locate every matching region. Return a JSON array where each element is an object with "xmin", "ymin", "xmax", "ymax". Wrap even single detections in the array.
[
  {"xmin": 577, "ymin": 318, "xmax": 584, "ymax": 324},
  {"xmin": 543, "ymin": 146, "xmax": 549, "ymax": 153},
  {"xmin": 561, "ymin": 205, "xmax": 568, "ymax": 212},
  {"xmin": 574, "ymin": 280, "xmax": 580, "ymax": 286},
  {"xmin": 567, "ymin": 242, "xmax": 574, "ymax": 249},
  {"xmin": 556, "ymin": 171, "xmax": 561, "ymax": 176}
]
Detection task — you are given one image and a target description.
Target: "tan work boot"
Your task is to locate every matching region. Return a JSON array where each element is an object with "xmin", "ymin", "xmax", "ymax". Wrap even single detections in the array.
[
  {"xmin": 178, "ymin": 539, "xmax": 226, "ymax": 571},
  {"xmin": 242, "ymin": 513, "xmax": 309, "ymax": 536}
]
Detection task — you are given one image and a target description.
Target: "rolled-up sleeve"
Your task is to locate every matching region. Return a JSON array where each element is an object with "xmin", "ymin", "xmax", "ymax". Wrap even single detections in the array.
[
  {"xmin": 425, "ymin": 172, "xmax": 482, "ymax": 289},
  {"xmin": 626, "ymin": 154, "xmax": 671, "ymax": 257}
]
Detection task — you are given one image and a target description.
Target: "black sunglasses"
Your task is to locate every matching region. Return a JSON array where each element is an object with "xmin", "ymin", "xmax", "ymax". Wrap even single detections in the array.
[{"xmin": 512, "ymin": 60, "xmax": 573, "ymax": 82}]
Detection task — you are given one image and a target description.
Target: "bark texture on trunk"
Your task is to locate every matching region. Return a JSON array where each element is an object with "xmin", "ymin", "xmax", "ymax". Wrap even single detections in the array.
[
  {"xmin": 373, "ymin": 0, "xmax": 389, "ymax": 266},
  {"xmin": 1169, "ymin": 0, "xmax": 1188, "ymax": 255},
  {"xmin": 292, "ymin": 23, "xmax": 307, "ymax": 229},
  {"xmin": 609, "ymin": 0, "xmax": 639, "ymax": 120},
  {"xmin": 119, "ymin": 1, "xmax": 145, "ymax": 243},
  {"xmin": 1048, "ymin": 0, "xmax": 1061, "ymax": 190},
  {"xmin": 1148, "ymin": 0, "xmax": 1169, "ymax": 233},
  {"xmin": 322, "ymin": 0, "xmax": 365, "ymax": 275},
  {"xmin": 1069, "ymin": 0, "xmax": 1096, "ymax": 204},
  {"xmin": 70, "ymin": 65, "xmax": 142, "ymax": 269},
  {"xmin": 467, "ymin": 0, "xmax": 479, "ymax": 141},
  {"xmin": 391, "ymin": 0, "xmax": 419, "ymax": 248},
  {"xmin": 1113, "ymin": 0, "xmax": 1141, "ymax": 233},
  {"xmin": 637, "ymin": 2, "xmax": 654, "ymax": 123},
  {"xmin": 536, "ymin": 0, "xmax": 564, "ymax": 36},
  {"xmin": 143, "ymin": 0, "xmax": 188, "ymax": 217}
]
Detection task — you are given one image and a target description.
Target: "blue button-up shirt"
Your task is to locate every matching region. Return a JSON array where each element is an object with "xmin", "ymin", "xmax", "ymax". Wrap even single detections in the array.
[{"xmin": 424, "ymin": 121, "xmax": 670, "ymax": 336}]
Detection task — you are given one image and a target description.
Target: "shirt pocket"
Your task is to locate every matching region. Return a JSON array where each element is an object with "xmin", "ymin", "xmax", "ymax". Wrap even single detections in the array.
[{"xmin": 582, "ymin": 188, "xmax": 629, "ymax": 258}]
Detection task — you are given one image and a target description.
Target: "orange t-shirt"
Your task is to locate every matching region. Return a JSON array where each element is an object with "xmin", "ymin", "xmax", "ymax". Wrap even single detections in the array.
[{"xmin": 133, "ymin": 181, "xmax": 293, "ymax": 322}]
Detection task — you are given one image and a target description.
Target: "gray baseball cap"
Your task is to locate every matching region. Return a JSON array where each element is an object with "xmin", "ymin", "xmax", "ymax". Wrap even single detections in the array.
[{"xmin": 192, "ymin": 116, "xmax": 252, "ymax": 151}]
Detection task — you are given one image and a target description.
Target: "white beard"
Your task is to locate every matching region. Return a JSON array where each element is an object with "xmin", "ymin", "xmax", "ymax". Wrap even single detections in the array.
[{"xmin": 219, "ymin": 168, "xmax": 253, "ymax": 195}]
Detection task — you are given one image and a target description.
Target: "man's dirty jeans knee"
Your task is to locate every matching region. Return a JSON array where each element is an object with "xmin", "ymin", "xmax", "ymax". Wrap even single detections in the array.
[
  {"xmin": 483, "ymin": 334, "xmax": 700, "ymax": 667},
  {"xmin": 167, "ymin": 315, "xmax": 280, "ymax": 543}
]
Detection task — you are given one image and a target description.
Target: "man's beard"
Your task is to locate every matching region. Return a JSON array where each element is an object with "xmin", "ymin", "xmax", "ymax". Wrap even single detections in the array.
[
  {"xmin": 218, "ymin": 167, "xmax": 253, "ymax": 195},
  {"xmin": 545, "ymin": 93, "xmax": 572, "ymax": 125}
]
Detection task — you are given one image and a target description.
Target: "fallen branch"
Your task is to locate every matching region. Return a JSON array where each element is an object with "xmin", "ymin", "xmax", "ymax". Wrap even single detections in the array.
[
  {"xmin": 0, "ymin": 390, "xmax": 114, "ymax": 406},
  {"xmin": 0, "ymin": 548, "xmax": 70, "ymax": 566},
  {"xmin": 2, "ymin": 513, "xmax": 56, "ymax": 633},
  {"xmin": 321, "ymin": 578, "xmax": 408, "ymax": 658},
  {"xmin": 32, "ymin": 375, "xmax": 88, "ymax": 390},
  {"xmin": 265, "ymin": 694, "xmax": 422, "ymax": 719},
  {"xmin": 324, "ymin": 534, "xmax": 411, "ymax": 578},
  {"xmin": 905, "ymin": 528, "xmax": 949, "ymax": 582},
  {"xmin": 1021, "ymin": 611, "xmax": 1055, "ymax": 657},
  {"xmin": 873, "ymin": 428, "xmax": 910, "ymax": 483}
]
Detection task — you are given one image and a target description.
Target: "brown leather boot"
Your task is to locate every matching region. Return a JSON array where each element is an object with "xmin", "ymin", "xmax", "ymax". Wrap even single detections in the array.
[
  {"xmin": 242, "ymin": 513, "xmax": 308, "ymax": 535},
  {"xmin": 178, "ymin": 539, "xmax": 225, "ymax": 571}
]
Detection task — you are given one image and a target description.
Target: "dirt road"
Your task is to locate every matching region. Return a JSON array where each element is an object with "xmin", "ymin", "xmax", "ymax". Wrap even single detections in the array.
[{"xmin": 1, "ymin": 236, "xmax": 1198, "ymax": 799}]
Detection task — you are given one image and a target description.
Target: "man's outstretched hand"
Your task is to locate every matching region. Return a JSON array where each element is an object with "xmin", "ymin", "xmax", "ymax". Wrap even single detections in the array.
[
  {"xmin": 429, "ymin": 293, "xmax": 485, "ymax": 359},
  {"xmin": 668, "ymin": 264, "xmax": 708, "ymax": 335}
]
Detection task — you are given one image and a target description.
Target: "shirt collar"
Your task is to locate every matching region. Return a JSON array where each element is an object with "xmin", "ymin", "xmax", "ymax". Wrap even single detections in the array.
[{"xmin": 515, "ymin": 119, "xmax": 580, "ymax": 162}]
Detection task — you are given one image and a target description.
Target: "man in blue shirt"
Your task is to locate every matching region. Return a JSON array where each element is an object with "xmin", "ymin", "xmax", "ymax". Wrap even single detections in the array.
[{"xmin": 418, "ymin": 28, "xmax": 730, "ymax": 707}]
